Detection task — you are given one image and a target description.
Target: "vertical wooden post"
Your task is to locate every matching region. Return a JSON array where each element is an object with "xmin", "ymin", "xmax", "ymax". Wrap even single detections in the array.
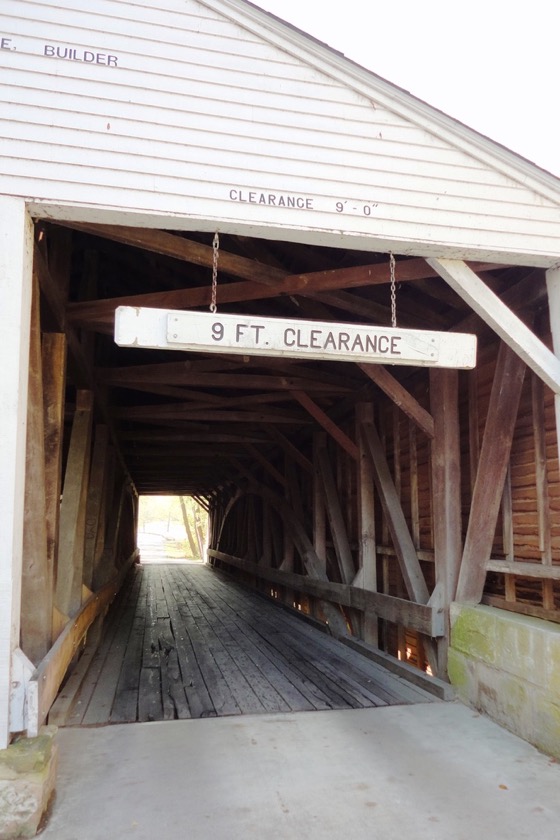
[
  {"xmin": 93, "ymin": 443, "xmax": 115, "ymax": 577},
  {"xmin": 0, "ymin": 197, "xmax": 33, "ymax": 748},
  {"xmin": 246, "ymin": 496, "xmax": 259, "ymax": 563},
  {"xmin": 430, "ymin": 369, "xmax": 462, "ymax": 673},
  {"xmin": 21, "ymin": 276, "xmax": 51, "ymax": 665},
  {"xmin": 532, "ymin": 374, "xmax": 554, "ymax": 610},
  {"xmin": 409, "ymin": 422, "xmax": 420, "ymax": 548},
  {"xmin": 391, "ymin": 407, "xmax": 407, "ymax": 660},
  {"xmin": 280, "ymin": 455, "xmax": 295, "ymax": 607},
  {"xmin": 42, "ymin": 334, "xmax": 67, "ymax": 627},
  {"xmin": 96, "ymin": 472, "xmax": 126, "ymax": 586},
  {"xmin": 312, "ymin": 432, "xmax": 327, "ymax": 576},
  {"xmin": 430, "ymin": 370, "xmax": 462, "ymax": 604},
  {"xmin": 55, "ymin": 390, "xmax": 93, "ymax": 616},
  {"xmin": 317, "ymin": 446, "xmax": 355, "ymax": 584},
  {"xmin": 269, "ymin": 506, "xmax": 283, "ymax": 568},
  {"xmin": 83, "ymin": 425, "xmax": 109, "ymax": 589},
  {"xmin": 468, "ymin": 370, "xmax": 480, "ymax": 495},
  {"xmin": 545, "ymin": 266, "xmax": 560, "ymax": 462},
  {"xmin": 501, "ymin": 467, "xmax": 516, "ymax": 602},
  {"xmin": 356, "ymin": 403, "xmax": 378, "ymax": 646},
  {"xmin": 261, "ymin": 500, "xmax": 272, "ymax": 566}
]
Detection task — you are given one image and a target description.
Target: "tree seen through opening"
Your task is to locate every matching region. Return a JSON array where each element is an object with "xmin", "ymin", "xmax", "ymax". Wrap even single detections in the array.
[{"xmin": 137, "ymin": 496, "xmax": 208, "ymax": 563}]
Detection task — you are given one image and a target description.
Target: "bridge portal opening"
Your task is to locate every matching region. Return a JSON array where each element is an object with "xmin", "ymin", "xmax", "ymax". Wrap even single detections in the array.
[
  {"xmin": 25, "ymin": 218, "xmax": 551, "ymax": 737},
  {"xmin": 137, "ymin": 495, "xmax": 208, "ymax": 564}
]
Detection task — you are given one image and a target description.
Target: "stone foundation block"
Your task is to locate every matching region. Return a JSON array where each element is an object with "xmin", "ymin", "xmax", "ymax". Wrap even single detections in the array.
[
  {"xmin": 450, "ymin": 604, "xmax": 560, "ymax": 759},
  {"xmin": 0, "ymin": 726, "xmax": 58, "ymax": 838}
]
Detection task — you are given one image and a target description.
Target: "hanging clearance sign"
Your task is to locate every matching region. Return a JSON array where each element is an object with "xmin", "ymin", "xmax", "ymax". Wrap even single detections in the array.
[{"xmin": 114, "ymin": 306, "xmax": 477, "ymax": 369}]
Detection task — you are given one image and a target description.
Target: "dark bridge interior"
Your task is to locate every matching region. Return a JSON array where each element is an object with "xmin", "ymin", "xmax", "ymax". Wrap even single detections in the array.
[{"xmin": 26, "ymin": 220, "xmax": 556, "ymax": 724}]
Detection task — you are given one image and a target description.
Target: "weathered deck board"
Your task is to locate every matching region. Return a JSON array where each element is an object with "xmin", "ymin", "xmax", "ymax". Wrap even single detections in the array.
[
  {"xmin": 64, "ymin": 569, "xmax": 143, "ymax": 726},
  {"xmin": 81, "ymin": 570, "xmax": 146, "ymax": 726},
  {"xmin": 59, "ymin": 563, "xmax": 438, "ymax": 726}
]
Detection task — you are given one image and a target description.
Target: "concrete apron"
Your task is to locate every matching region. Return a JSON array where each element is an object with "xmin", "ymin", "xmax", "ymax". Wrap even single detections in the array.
[{"xmin": 41, "ymin": 703, "xmax": 560, "ymax": 840}]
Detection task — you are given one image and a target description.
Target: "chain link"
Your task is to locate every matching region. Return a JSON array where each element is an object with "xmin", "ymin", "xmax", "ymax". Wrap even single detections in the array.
[
  {"xmin": 389, "ymin": 251, "xmax": 397, "ymax": 328},
  {"xmin": 210, "ymin": 232, "xmax": 219, "ymax": 314}
]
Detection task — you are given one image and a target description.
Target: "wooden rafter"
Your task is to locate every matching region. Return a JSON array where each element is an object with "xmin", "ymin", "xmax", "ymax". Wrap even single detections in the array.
[{"xmin": 58, "ymin": 222, "xmax": 289, "ymax": 285}]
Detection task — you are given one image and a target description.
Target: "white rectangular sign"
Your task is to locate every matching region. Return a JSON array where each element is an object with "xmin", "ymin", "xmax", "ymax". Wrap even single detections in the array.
[{"xmin": 115, "ymin": 307, "xmax": 477, "ymax": 369}]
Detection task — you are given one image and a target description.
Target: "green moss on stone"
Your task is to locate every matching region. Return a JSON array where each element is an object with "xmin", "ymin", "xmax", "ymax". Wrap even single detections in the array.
[
  {"xmin": 533, "ymin": 698, "xmax": 560, "ymax": 759},
  {"xmin": 501, "ymin": 676, "xmax": 528, "ymax": 718},
  {"xmin": 0, "ymin": 727, "xmax": 57, "ymax": 779},
  {"xmin": 447, "ymin": 649, "xmax": 469, "ymax": 689},
  {"xmin": 451, "ymin": 607, "xmax": 497, "ymax": 664},
  {"xmin": 546, "ymin": 635, "xmax": 560, "ymax": 695}
]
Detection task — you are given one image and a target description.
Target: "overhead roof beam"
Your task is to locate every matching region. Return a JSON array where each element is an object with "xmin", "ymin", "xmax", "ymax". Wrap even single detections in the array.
[
  {"xmin": 100, "ymin": 368, "xmax": 350, "ymax": 393},
  {"xmin": 58, "ymin": 222, "xmax": 288, "ymax": 285},
  {"xmin": 69, "ymin": 254, "xmax": 503, "ymax": 330}
]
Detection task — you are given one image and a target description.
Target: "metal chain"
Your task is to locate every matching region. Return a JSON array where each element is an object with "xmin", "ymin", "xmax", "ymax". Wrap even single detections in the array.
[
  {"xmin": 389, "ymin": 251, "xmax": 397, "ymax": 328},
  {"xmin": 210, "ymin": 232, "xmax": 219, "ymax": 314}
]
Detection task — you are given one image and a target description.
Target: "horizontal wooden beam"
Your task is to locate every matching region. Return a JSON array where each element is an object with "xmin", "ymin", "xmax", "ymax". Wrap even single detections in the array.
[
  {"xmin": 339, "ymin": 636, "xmax": 455, "ymax": 700},
  {"xmin": 100, "ymin": 367, "xmax": 349, "ymax": 393},
  {"xmin": 114, "ymin": 405, "xmax": 308, "ymax": 424},
  {"xmin": 27, "ymin": 550, "xmax": 139, "ymax": 737},
  {"xmin": 482, "ymin": 595, "xmax": 560, "ymax": 626},
  {"xmin": 69, "ymin": 258, "xmax": 500, "ymax": 329},
  {"xmin": 485, "ymin": 560, "xmax": 560, "ymax": 580},
  {"xmin": 119, "ymin": 431, "xmax": 268, "ymax": 443},
  {"xmin": 208, "ymin": 550, "xmax": 444, "ymax": 637}
]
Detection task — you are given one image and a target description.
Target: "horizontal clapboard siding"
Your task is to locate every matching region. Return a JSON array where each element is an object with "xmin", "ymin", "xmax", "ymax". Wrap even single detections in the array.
[{"xmin": 1, "ymin": 0, "xmax": 560, "ymax": 261}]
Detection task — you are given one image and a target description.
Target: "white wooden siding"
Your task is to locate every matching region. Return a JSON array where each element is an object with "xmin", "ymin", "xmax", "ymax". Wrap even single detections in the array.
[{"xmin": 1, "ymin": 0, "xmax": 560, "ymax": 263}]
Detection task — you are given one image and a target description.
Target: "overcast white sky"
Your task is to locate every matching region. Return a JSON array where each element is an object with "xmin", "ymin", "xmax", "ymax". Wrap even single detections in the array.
[{"xmin": 254, "ymin": 0, "xmax": 559, "ymax": 177}]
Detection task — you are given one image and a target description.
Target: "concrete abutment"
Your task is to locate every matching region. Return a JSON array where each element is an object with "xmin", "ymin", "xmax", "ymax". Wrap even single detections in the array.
[{"xmin": 449, "ymin": 603, "xmax": 560, "ymax": 759}]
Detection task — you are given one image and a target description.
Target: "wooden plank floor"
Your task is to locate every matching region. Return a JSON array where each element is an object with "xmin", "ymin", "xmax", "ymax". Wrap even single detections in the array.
[{"xmin": 61, "ymin": 563, "xmax": 438, "ymax": 726}]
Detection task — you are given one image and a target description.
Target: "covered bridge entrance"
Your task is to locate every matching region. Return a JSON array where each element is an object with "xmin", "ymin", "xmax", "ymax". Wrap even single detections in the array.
[{"xmin": 1, "ymin": 0, "xmax": 560, "ymax": 835}]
